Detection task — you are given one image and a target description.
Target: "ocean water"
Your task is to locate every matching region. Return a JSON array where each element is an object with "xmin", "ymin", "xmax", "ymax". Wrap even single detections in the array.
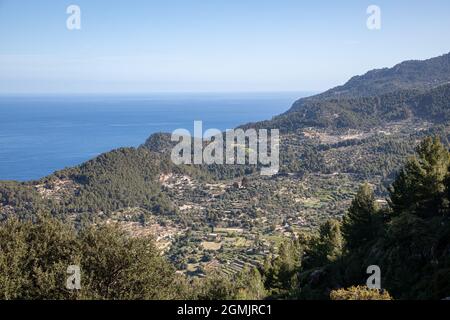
[{"xmin": 0, "ymin": 92, "xmax": 310, "ymax": 181}]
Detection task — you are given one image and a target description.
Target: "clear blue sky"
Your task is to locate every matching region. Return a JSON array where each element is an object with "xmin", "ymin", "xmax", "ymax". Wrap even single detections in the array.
[{"xmin": 1, "ymin": 0, "xmax": 449, "ymax": 94}]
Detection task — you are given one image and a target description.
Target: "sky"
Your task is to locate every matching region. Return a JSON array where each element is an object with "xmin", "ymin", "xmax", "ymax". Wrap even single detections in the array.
[{"xmin": 0, "ymin": 0, "xmax": 450, "ymax": 94}]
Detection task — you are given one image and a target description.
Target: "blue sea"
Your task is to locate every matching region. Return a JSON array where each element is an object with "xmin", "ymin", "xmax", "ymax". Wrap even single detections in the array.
[{"xmin": 0, "ymin": 92, "xmax": 310, "ymax": 181}]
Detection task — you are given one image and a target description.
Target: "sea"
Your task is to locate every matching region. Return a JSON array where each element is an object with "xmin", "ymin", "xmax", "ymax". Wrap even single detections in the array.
[{"xmin": 0, "ymin": 92, "xmax": 311, "ymax": 181}]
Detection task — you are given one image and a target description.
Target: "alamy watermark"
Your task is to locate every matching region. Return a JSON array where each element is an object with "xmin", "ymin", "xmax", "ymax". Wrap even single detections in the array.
[
  {"xmin": 171, "ymin": 121, "xmax": 279, "ymax": 176},
  {"xmin": 66, "ymin": 265, "xmax": 81, "ymax": 290},
  {"xmin": 366, "ymin": 265, "xmax": 381, "ymax": 289},
  {"xmin": 64, "ymin": 5, "xmax": 379, "ymax": 31},
  {"xmin": 66, "ymin": 5, "xmax": 81, "ymax": 30},
  {"xmin": 367, "ymin": 5, "xmax": 381, "ymax": 30}
]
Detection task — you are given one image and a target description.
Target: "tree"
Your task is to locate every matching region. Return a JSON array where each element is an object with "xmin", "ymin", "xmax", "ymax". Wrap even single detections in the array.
[
  {"xmin": 290, "ymin": 137, "xmax": 450, "ymax": 300},
  {"xmin": 342, "ymin": 184, "xmax": 381, "ymax": 252},
  {"xmin": 306, "ymin": 219, "xmax": 343, "ymax": 269},
  {"xmin": 0, "ymin": 214, "xmax": 181, "ymax": 300},
  {"xmin": 79, "ymin": 224, "xmax": 179, "ymax": 300},
  {"xmin": 321, "ymin": 219, "xmax": 343, "ymax": 263},
  {"xmin": 265, "ymin": 240, "xmax": 302, "ymax": 294},
  {"xmin": 234, "ymin": 267, "xmax": 266, "ymax": 300},
  {"xmin": 371, "ymin": 137, "xmax": 450, "ymax": 299},
  {"xmin": 388, "ymin": 137, "xmax": 450, "ymax": 218},
  {"xmin": 0, "ymin": 214, "xmax": 80, "ymax": 300},
  {"xmin": 192, "ymin": 272, "xmax": 236, "ymax": 300}
]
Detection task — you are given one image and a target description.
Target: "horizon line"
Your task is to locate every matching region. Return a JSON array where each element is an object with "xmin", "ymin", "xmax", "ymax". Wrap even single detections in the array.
[{"xmin": 0, "ymin": 90, "xmax": 320, "ymax": 96}]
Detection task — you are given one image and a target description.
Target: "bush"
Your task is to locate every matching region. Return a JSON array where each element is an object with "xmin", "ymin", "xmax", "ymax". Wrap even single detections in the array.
[
  {"xmin": 330, "ymin": 286, "xmax": 393, "ymax": 300},
  {"xmin": 0, "ymin": 214, "xmax": 181, "ymax": 300}
]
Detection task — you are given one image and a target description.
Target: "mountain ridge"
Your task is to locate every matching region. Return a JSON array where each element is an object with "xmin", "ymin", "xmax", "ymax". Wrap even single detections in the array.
[
  {"xmin": 310, "ymin": 51, "xmax": 450, "ymax": 99},
  {"xmin": 236, "ymin": 52, "xmax": 450, "ymax": 133}
]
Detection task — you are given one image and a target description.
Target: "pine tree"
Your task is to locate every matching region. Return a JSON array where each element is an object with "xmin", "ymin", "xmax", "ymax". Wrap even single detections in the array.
[
  {"xmin": 388, "ymin": 137, "xmax": 450, "ymax": 218},
  {"xmin": 375, "ymin": 137, "xmax": 450, "ymax": 299},
  {"xmin": 264, "ymin": 240, "xmax": 301, "ymax": 293},
  {"xmin": 315, "ymin": 219, "xmax": 343, "ymax": 264},
  {"xmin": 342, "ymin": 184, "xmax": 381, "ymax": 252},
  {"xmin": 234, "ymin": 267, "xmax": 266, "ymax": 300}
]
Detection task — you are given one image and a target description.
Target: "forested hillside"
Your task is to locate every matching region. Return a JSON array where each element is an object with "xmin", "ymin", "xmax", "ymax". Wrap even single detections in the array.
[
  {"xmin": 311, "ymin": 51, "xmax": 450, "ymax": 98},
  {"xmin": 261, "ymin": 137, "xmax": 450, "ymax": 300},
  {"xmin": 1, "ymin": 137, "xmax": 449, "ymax": 299},
  {"xmin": 241, "ymin": 52, "xmax": 450, "ymax": 132},
  {"xmin": 245, "ymin": 83, "xmax": 450, "ymax": 133}
]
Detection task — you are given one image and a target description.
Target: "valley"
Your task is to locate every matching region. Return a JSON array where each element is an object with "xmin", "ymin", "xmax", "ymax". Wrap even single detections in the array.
[{"xmin": 3, "ymin": 116, "xmax": 443, "ymax": 278}]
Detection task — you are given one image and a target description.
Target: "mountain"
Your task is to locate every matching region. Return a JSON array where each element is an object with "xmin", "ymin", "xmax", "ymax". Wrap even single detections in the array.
[
  {"xmin": 315, "ymin": 52, "xmax": 450, "ymax": 98},
  {"xmin": 242, "ymin": 53, "xmax": 450, "ymax": 133}
]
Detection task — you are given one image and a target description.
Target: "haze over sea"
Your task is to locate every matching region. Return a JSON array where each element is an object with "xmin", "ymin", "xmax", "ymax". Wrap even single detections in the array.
[{"xmin": 0, "ymin": 92, "xmax": 310, "ymax": 181}]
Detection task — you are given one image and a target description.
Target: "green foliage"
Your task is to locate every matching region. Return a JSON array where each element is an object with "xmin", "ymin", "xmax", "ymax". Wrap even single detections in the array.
[
  {"xmin": 317, "ymin": 219, "xmax": 343, "ymax": 263},
  {"xmin": 248, "ymin": 80, "xmax": 450, "ymax": 133},
  {"xmin": 0, "ymin": 214, "xmax": 180, "ymax": 300},
  {"xmin": 263, "ymin": 240, "xmax": 302, "ymax": 296},
  {"xmin": 330, "ymin": 286, "xmax": 392, "ymax": 300},
  {"xmin": 0, "ymin": 214, "xmax": 270, "ymax": 300},
  {"xmin": 190, "ymin": 272, "xmax": 237, "ymax": 300},
  {"xmin": 254, "ymin": 137, "xmax": 450, "ymax": 300},
  {"xmin": 342, "ymin": 184, "xmax": 382, "ymax": 251},
  {"xmin": 0, "ymin": 182, "xmax": 48, "ymax": 221},
  {"xmin": 322, "ymin": 52, "xmax": 450, "ymax": 98},
  {"xmin": 78, "ymin": 224, "xmax": 179, "ymax": 299},
  {"xmin": 307, "ymin": 219, "xmax": 343, "ymax": 268},
  {"xmin": 61, "ymin": 148, "xmax": 176, "ymax": 216},
  {"xmin": 233, "ymin": 267, "xmax": 266, "ymax": 300},
  {"xmin": 365, "ymin": 137, "xmax": 450, "ymax": 299},
  {"xmin": 0, "ymin": 215, "xmax": 81, "ymax": 299},
  {"xmin": 286, "ymin": 137, "xmax": 450, "ymax": 300},
  {"xmin": 389, "ymin": 137, "xmax": 450, "ymax": 218}
]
